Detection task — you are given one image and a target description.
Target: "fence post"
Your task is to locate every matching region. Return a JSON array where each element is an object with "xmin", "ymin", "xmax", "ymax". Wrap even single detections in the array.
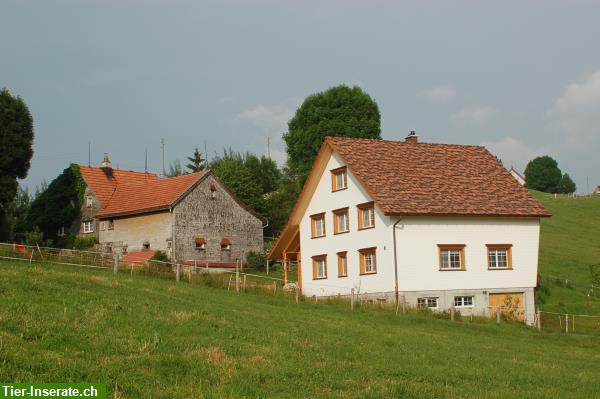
[
  {"xmin": 273, "ymin": 281, "xmax": 277, "ymax": 293},
  {"xmin": 402, "ymin": 298, "xmax": 406, "ymax": 314},
  {"xmin": 295, "ymin": 285, "xmax": 299, "ymax": 303},
  {"xmin": 176, "ymin": 263, "xmax": 181, "ymax": 282},
  {"xmin": 236, "ymin": 261, "xmax": 240, "ymax": 293},
  {"xmin": 227, "ymin": 275, "xmax": 232, "ymax": 291},
  {"xmin": 113, "ymin": 254, "xmax": 120, "ymax": 274},
  {"xmin": 565, "ymin": 314, "xmax": 569, "ymax": 334},
  {"xmin": 536, "ymin": 308, "xmax": 541, "ymax": 331},
  {"xmin": 496, "ymin": 307, "xmax": 501, "ymax": 324},
  {"xmin": 451, "ymin": 305, "xmax": 455, "ymax": 321},
  {"xmin": 351, "ymin": 288, "xmax": 355, "ymax": 311},
  {"xmin": 243, "ymin": 275, "xmax": 247, "ymax": 291}
]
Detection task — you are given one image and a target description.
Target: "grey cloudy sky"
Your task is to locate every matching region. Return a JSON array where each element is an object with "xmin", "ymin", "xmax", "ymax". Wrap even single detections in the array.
[{"xmin": 2, "ymin": 0, "xmax": 600, "ymax": 193}]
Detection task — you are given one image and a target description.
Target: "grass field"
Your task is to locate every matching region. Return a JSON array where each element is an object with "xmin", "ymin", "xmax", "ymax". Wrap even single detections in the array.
[
  {"xmin": 532, "ymin": 191, "xmax": 600, "ymax": 315},
  {"xmin": 1, "ymin": 260, "xmax": 600, "ymax": 399}
]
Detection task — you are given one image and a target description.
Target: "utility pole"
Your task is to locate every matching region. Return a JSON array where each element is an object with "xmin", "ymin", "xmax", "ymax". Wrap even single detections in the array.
[{"xmin": 161, "ymin": 138, "xmax": 165, "ymax": 177}]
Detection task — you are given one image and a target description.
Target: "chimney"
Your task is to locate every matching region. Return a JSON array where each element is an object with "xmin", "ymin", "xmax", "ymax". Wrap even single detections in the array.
[
  {"xmin": 101, "ymin": 153, "xmax": 112, "ymax": 169},
  {"xmin": 405, "ymin": 130, "xmax": 419, "ymax": 143}
]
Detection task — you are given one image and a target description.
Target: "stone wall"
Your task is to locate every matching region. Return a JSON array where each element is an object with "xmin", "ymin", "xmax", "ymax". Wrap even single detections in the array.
[
  {"xmin": 173, "ymin": 174, "xmax": 263, "ymax": 264},
  {"xmin": 98, "ymin": 211, "xmax": 173, "ymax": 255}
]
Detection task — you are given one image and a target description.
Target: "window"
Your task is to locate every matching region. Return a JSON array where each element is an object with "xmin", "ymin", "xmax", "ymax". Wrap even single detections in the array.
[
  {"xmin": 210, "ymin": 185, "xmax": 217, "ymax": 199},
  {"xmin": 454, "ymin": 296, "xmax": 474, "ymax": 308},
  {"xmin": 359, "ymin": 247, "xmax": 377, "ymax": 274},
  {"xmin": 143, "ymin": 241, "xmax": 150, "ymax": 250},
  {"xmin": 438, "ymin": 244, "xmax": 466, "ymax": 270},
  {"xmin": 57, "ymin": 226, "xmax": 65, "ymax": 237},
  {"xmin": 220, "ymin": 238, "xmax": 231, "ymax": 251},
  {"xmin": 312, "ymin": 255, "xmax": 327, "ymax": 279},
  {"xmin": 310, "ymin": 213, "xmax": 326, "ymax": 238},
  {"xmin": 487, "ymin": 244, "xmax": 512, "ymax": 269},
  {"xmin": 83, "ymin": 221, "xmax": 94, "ymax": 233},
  {"xmin": 417, "ymin": 297, "xmax": 438, "ymax": 309},
  {"xmin": 337, "ymin": 252, "xmax": 348, "ymax": 277},
  {"xmin": 357, "ymin": 202, "xmax": 375, "ymax": 229},
  {"xmin": 86, "ymin": 196, "xmax": 94, "ymax": 208},
  {"xmin": 195, "ymin": 237, "xmax": 206, "ymax": 250},
  {"xmin": 331, "ymin": 166, "xmax": 347, "ymax": 191},
  {"xmin": 333, "ymin": 208, "xmax": 349, "ymax": 234}
]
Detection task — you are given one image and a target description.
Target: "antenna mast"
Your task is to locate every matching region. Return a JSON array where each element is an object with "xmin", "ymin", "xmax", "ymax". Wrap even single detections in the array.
[
  {"xmin": 161, "ymin": 138, "xmax": 165, "ymax": 177},
  {"xmin": 88, "ymin": 142, "xmax": 91, "ymax": 167},
  {"xmin": 145, "ymin": 148, "xmax": 148, "ymax": 174},
  {"xmin": 204, "ymin": 140, "xmax": 208, "ymax": 168}
]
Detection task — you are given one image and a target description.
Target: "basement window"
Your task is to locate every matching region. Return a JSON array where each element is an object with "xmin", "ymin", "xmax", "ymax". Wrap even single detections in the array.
[
  {"xmin": 220, "ymin": 238, "xmax": 231, "ymax": 251},
  {"xmin": 417, "ymin": 297, "xmax": 439, "ymax": 309},
  {"xmin": 454, "ymin": 296, "xmax": 474, "ymax": 308}
]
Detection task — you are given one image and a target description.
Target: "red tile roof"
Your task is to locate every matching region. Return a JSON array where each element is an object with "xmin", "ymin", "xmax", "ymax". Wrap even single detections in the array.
[
  {"xmin": 96, "ymin": 171, "xmax": 207, "ymax": 218},
  {"xmin": 326, "ymin": 137, "xmax": 550, "ymax": 217},
  {"xmin": 122, "ymin": 251, "xmax": 156, "ymax": 265},
  {"xmin": 78, "ymin": 166, "xmax": 159, "ymax": 207}
]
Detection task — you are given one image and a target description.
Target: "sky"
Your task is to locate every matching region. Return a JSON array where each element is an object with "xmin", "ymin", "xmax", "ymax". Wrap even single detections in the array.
[{"xmin": 2, "ymin": 0, "xmax": 600, "ymax": 194}]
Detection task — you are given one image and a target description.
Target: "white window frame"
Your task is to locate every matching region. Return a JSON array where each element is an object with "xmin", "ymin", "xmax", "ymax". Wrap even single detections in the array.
[
  {"xmin": 83, "ymin": 221, "xmax": 94, "ymax": 233},
  {"xmin": 440, "ymin": 249, "xmax": 462, "ymax": 270},
  {"xmin": 316, "ymin": 258, "xmax": 327, "ymax": 279},
  {"xmin": 360, "ymin": 206, "xmax": 375, "ymax": 229},
  {"xmin": 417, "ymin": 297, "xmax": 439, "ymax": 309},
  {"xmin": 454, "ymin": 296, "xmax": 474, "ymax": 308},
  {"xmin": 86, "ymin": 196, "xmax": 94, "ymax": 208},
  {"xmin": 335, "ymin": 170, "xmax": 347, "ymax": 190},
  {"xmin": 57, "ymin": 226, "xmax": 66, "ymax": 237},
  {"xmin": 364, "ymin": 252, "xmax": 376, "ymax": 273},
  {"xmin": 488, "ymin": 248, "xmax": 509, "ymax": 269},
  {"xmin": 221, "ymin": 243, "xmax": 231, "ymax": 251},
  {"xmin": 334, "ymin": 209, "xmax": 349, "ymax": 234}
]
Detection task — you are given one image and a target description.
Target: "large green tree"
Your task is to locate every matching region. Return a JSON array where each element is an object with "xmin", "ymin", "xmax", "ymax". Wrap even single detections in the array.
[
  {"xmin": 0, "ymin": 88, "xmax": 34, "ymax": 239},
  {"xmin": 524, "ymin": 156, "xmax": 562, "ymax": 193},
  {"xmin": 283, "ymin": 85, "xmax": 381, "ymax": 185}
]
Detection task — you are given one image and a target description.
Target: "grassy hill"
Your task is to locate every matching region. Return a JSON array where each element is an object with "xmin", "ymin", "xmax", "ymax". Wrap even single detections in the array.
[
  {"xmin": 532, "ymin": 191, "xmax": 600, "ymax": 314},
  {"xmin": 1, "ymin": 260, "xmax": 600, "ymax": 399}
]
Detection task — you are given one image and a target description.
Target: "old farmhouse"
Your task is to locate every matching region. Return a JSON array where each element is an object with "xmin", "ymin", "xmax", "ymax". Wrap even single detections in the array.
[
  {"xmin": 77, "ymin": 155, "xmax": 263, "ymax": 265},
  {"xmin": 269, "ymin": 134, "xmax": 550, "ymax": 324}
]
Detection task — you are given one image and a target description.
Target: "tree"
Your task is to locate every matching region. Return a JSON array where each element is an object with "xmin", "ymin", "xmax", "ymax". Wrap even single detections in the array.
[
  {"xmin": 0, "ymin": 88, "xmax": 34, "ymax": 239},
  {"xmin": 556, "ymin": 173, "xmax": 576, "ymax": 194},
  {"xmin": 166, "ymin": 160, "xmax": 184, "ymax": 177},
  {"xmin": 283, "ymin": 85, "xmax": 381, "ymax": 185},
  {"xmin": 186, "ymin": 147, "xmax": 205, "ymax": 173},
  {"xmin": 524, "ymin": 156, "xmax": 562, "ymax": 193}
]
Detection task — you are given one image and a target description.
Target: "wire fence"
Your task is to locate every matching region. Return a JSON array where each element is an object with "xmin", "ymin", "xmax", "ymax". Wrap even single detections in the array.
[{"xmin": 1, "ymin": 242, "xmax": 600, "ymax": 336}]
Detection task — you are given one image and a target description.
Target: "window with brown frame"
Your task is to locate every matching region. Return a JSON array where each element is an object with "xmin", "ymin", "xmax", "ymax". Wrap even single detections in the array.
[
  {"xmin": 487, "ymin": 244, "xmax": 513, "ymax": 269},
  {"xmin": 359, "ymin": 247, "xmax": 377, "ymax": 274},
  {"xmin": 337, "ymin": 251, "xmax": 348, "ymax": 277},
  {"xmin": 333, "ymin": 207, "xmax": 350, "ymax": 234},
  {"xmin": 331, "ymin": 166, "xmax": 347, "ymax": 191},
  {"xmin": 312, "ymin": 255, "xmax": 327, "ymax": 279},
  {"xmin": 310, "ymin": 213, "xmax": 326, "ymax": 238},
  {"xmin": 438, "ymin": 244, "xmax": 466, "ymax": 270},
  {"xmin": 357, "ymin": 202, "xmax": 375, "ymax": 230}
]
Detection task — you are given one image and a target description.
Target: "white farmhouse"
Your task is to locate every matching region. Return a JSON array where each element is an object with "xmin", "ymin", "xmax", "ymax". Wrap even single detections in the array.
[{"xmin": 269, "ymin": 134, "xmax": 550, "ymax": 324}]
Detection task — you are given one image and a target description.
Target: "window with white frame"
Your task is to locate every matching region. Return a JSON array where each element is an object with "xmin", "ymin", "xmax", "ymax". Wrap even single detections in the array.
[
  {"xmin": 454, "ymin": 296, "xmax": 474, "ymax": 308},
  {"xmin": 357, "ymin": 202, "xmax": 375, "ymax": 229},
  {"xmin": 310, "ymin": 213, "xmax": 326, "ymax": 238},
  {"xmin": 83, "ymin": 221, "xmax": 94, "ymax": 233},
  {"xmin": 86, "ymin": 196, "xmax": 94, "ymax": 208},
  {"xmin": 57, "ymin": 226, "xmax": 65, "ymax": 237},
  {"xmin": 333, "ymin": 208, "xmax": 349, "ymax": 234},
  {"xmin": 312, "ymin": 255, "xmax": 327, "ymax": 279},
  {"xmin": 417, "ymin": 297, "xmax": 438, "ymax": 309},
  {"xmin": 438, "ymin": 245, "xmax": 465, "ymax": 270},
  {"xmin": 331, "ymin": 167, "xmax": 347, "ymax": 191},
  {"xmin": 487, "ymin": 244, "xmax": 512, "ymax": 269},
  {"xmin": 359, "ymin": 247, "xmax": 377, "ymax": 274}
]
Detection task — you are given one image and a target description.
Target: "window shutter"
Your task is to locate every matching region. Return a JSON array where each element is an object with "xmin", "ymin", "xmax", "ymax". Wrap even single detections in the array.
[
  {"xmin": 359, "ymin": 252, "xmax": 365, "ymax": 274},
  {"xmin": 312, "ymin": 260, "xmax": 317, "ymax": 279}
]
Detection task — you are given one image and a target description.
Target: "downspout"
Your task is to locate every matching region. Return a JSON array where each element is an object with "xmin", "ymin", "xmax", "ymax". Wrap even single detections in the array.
[{"xmin": 392, "ymin": 217, "xmax": 403, "ymax": 305}]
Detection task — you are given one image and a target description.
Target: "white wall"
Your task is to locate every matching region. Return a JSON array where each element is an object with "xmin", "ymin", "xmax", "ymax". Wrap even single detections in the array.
[
  {"xmin": 396, "ymin": 217, "xmax": 540, "ymax": 292},
  {"xmin": 299, "ymin": 151, "xmax": 541, "ymax": 301},
  {"xmin": 300, "ymin": 153, "xmax": 395, "ymax": 297}
]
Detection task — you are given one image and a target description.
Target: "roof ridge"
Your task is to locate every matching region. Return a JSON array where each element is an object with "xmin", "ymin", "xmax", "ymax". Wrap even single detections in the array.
[{"xmin": 325, "ymin": 136, "xmax": 486, "ymax": 149}]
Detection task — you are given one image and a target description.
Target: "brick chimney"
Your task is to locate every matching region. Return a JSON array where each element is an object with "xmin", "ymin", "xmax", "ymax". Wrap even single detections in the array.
[{"xmin": 405, "ymin": 131, "xmax": 419, "ymax": 143}]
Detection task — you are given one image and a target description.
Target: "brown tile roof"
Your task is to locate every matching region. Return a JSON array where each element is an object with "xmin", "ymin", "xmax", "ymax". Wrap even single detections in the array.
[
  {"xmin": 326, "ymin": 137, "xmax": 550, "ymax": 217},
  {"xmin": 78, "ymin": 166, "xmax": 159, "ymax": 207},
  {"xmin": 96, "ymin": 171, "xmax": 207, "ymax": 218}
]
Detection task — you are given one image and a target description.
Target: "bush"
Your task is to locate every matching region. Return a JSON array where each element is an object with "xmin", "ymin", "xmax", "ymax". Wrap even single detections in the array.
[
  {"xmin": 151, "ymin": 250, "xmax": 170, "ymax": 262},
  {"xmin": 246, "ymin": 251, "xmax": 266, "ymax": 270},
  {"xmin": 73, "ymin": 235, "xmax": 98, "ymax": 250},
  {"xmin": 24, "ymin": 227, "xmax": 53, "ymax": 247}
]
